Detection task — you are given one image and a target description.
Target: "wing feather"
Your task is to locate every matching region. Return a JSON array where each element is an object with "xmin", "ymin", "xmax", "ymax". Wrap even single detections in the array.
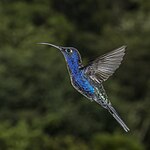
[{"xmin": 84, "ymin": 46, "xmax": 126, "ymax": 83}]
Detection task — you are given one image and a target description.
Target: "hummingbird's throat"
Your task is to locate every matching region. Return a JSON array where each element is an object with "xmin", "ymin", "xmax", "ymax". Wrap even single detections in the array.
[{"xmin": 66, "ymin": 59, "xmax": 80, "ymax": 76}]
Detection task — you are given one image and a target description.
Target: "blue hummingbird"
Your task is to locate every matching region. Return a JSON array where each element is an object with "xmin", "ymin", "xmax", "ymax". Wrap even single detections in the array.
[{"xmin": 38, "ymin": 42, "xmax": 130, "ymax": 132}]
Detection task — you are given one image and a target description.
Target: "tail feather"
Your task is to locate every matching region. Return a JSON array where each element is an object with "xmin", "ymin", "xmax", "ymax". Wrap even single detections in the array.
[{"xmin": 107, "ymin": 104, "xmax": 130, "ymax": 132}]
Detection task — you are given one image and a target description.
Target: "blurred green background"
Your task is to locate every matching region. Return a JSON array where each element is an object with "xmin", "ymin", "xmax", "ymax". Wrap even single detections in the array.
[{"xmin": 0, "ymin": 0, "xmax": 150, "ymax": 150}]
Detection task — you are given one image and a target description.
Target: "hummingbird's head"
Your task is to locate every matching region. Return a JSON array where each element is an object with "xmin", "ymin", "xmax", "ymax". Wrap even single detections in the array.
[{"xmin": 38, "ymin": 43, "xmax": 82, "ymax": 67}]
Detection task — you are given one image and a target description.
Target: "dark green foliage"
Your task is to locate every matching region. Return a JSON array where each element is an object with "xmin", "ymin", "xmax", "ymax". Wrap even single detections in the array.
[
  {"xmin": 0, "ymin": 0, "xmax": 149, "ymax": 149},
  {"xmin": 92, "ymin": 133, "xmax": 144, "ymax": 150}
]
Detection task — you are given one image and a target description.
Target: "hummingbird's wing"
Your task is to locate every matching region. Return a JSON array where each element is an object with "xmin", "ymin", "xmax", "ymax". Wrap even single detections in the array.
[{"xmin": 84, "ymin": 46, "xmax": 126, "ymax": 83}]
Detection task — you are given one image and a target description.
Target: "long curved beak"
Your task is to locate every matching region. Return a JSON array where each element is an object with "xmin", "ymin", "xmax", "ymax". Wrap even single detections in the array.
[{"xmin": 37, "ymin": 42, "xmax": 61, "ymax": 50}]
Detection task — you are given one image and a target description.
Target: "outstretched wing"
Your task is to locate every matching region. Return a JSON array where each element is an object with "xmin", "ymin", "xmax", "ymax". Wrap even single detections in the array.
[{"xmin": 84, "ymin": 46, "xmax": 126, "ymax": 83}]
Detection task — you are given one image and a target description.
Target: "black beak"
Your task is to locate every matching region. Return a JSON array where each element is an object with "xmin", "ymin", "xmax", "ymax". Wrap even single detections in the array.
[{"xmin": 37, "ymin": 42, "xmax": 62, "ymax": 50}]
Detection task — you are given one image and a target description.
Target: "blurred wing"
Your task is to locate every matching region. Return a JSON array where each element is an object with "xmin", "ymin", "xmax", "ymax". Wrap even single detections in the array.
[{"xmin": 84, "ymin": 46, "xmax": 126, "ymax": 83}]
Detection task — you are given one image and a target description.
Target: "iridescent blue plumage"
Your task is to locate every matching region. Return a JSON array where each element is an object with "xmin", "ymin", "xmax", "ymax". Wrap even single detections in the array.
[{"xmin": 38, "ymin": 42, "xmax": 130, "ymax": 132}]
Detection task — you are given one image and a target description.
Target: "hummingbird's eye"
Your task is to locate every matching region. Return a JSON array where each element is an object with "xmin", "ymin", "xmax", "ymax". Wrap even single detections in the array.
[{"xmin": 66, "ymin": 48, "xmax": 72, "ymax": 54}]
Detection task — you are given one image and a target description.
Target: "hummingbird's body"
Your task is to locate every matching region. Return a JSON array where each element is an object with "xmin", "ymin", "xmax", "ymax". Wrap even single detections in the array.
[{"xmin": 38, "ymin": 43, "xmax": 130, "ymax": 132}]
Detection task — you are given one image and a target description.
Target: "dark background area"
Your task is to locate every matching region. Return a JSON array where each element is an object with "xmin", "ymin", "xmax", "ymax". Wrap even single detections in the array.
[{"xmin": 0, "ymin": 0, "xmax": 149, "ymax": 149}]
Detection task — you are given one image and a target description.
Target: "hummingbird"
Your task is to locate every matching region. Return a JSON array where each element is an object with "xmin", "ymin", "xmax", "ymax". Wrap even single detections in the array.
[{"xmin": 38, "ymin": 42, "xmax": 130, "ymax": 132}]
